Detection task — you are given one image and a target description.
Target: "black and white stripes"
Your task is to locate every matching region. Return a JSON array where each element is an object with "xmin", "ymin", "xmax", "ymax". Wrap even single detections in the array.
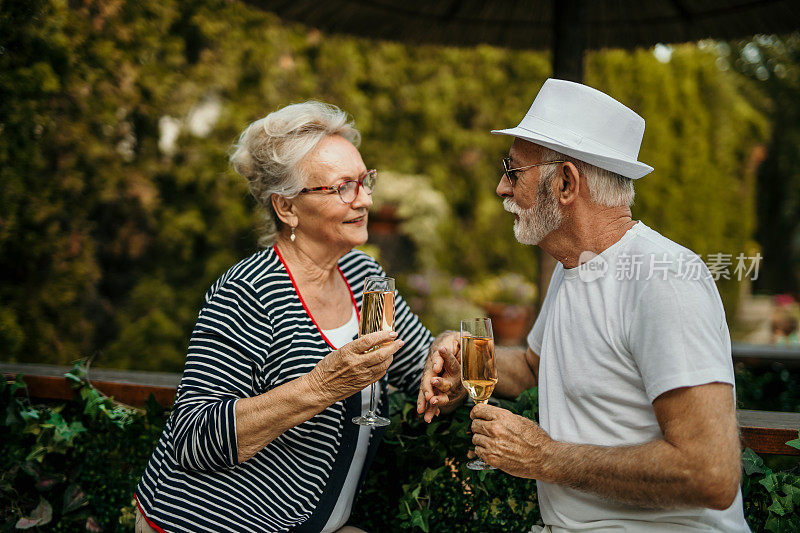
[{"xmin": 135, "ymin": 246, "xmax": 433, "ymax": 532}]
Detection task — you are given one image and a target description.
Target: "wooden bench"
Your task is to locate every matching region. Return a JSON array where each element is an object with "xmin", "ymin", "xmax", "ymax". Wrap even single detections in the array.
[{"xmin": 3, "ymin": 362, "xmax": 800, "ymax": 456}]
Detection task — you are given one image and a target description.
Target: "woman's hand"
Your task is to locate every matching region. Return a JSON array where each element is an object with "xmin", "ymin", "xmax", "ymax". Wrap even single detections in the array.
[
  {"xmin": 308, "ymin": 330, "xmax": 404, "ymax": 405},
  {"xmin": 417, "ymin": 331, "xmax": 466, "ymax": 422}
]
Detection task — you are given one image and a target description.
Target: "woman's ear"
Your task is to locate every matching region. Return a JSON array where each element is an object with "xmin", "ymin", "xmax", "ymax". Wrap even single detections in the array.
[{"xmin": 271, "ymin": 194, "xmax": 297, "ymax": 227}]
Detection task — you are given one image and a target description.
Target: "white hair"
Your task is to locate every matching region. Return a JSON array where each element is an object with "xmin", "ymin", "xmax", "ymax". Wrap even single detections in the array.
[
  {"xmin": 503, "ymin": 175, "xmax": 563, "ymax": 245},
  {"xmin": 538, "ymin": 147, "xmax": 635, "ymax": 207},
  {"xmin": 229, "ymin": 101, "xmax": 361, "ymax": 247}
]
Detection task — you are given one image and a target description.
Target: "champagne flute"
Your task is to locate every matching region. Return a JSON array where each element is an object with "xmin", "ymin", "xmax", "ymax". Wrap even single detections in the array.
[
  {"xmin": 461, "ymin": 317, "xmax": 498, "ymax": 470},
  {"xmin": 352, "ymin": 276, "xmax": 395, "ymax": 427}
]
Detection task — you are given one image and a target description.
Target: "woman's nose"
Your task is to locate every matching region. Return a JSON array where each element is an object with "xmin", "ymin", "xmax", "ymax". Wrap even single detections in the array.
[{"xmin": 351, "ymin": 183, "xmax": 373, "ymax": 209}]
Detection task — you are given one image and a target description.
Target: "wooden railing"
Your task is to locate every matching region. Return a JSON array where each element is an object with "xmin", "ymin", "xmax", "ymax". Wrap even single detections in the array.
[
  {"xmin": 732, "ymin": 342, "xmax": 800, "ymax": 368},
  {"xmin": 3, "ymin": 358, "xmax": 800, "ymax": 456},
  {"xmin": 1, "ymin": 363, "xmax": 179, "ymax": 408}
]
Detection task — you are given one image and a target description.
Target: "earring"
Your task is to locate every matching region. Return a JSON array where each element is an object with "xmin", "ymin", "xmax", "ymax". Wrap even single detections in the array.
[{"xmin": 290, "ymin": 226, "xmax": 296, "ymax": 242}]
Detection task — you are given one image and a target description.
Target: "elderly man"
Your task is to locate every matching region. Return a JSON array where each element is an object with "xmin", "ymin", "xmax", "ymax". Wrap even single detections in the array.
[{"xmin": 418, "ymin": 79, "xmax": 750, "ymax": 531}]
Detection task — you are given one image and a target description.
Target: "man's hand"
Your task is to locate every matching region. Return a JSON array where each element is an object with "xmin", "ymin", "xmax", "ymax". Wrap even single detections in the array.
[
  {"xmin": 416, "ymin": 331, "xmax": 466, "ymax": 422},
  {"xmin": 470, "ymin": 403, "xmax": 551, "ymax": 478}
]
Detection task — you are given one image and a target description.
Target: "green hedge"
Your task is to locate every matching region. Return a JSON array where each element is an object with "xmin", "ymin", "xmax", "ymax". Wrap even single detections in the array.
[
  {"xmin": 349, "ymin": 388, "xmax": 542, "ymax": 532},
  {"xmin": 0, "ymin": 365, "xmax": 164, "ymax": 532},
  {"xmin": 2, "ymin": 365, "xmax": 799, "ymax": 531},
  {"xmin": 1, "ymin": 0, "xmax": 768, "ymax": 371}
]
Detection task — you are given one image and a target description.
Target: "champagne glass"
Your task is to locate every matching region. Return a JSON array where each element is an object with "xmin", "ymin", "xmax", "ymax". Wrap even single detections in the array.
[
  {"xmin": 352, "ymin": 276, "xmax": 395, "ymax": 427},
  {"xmin": 461, "ymin": 317, "xmax": 498, "ymax": 470}
]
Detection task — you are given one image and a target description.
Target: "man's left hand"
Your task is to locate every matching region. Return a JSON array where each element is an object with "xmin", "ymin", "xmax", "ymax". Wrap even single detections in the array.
[{"xmin": 470, "ymin": 403, "xmax": 552, "ymax": 478}]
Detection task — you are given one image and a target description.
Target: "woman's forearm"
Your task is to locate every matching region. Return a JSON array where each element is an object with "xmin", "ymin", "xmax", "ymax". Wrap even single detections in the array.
[
  {"xmin": 234, "ymin": 373, "xmax": 333, "ymax": 463},
  {"xmin": 234, "ymin": 332, "xmax": 401, "ymax": 462}
]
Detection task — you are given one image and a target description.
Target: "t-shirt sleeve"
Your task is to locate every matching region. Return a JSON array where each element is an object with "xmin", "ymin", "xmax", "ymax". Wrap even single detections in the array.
[
  {"xmin": 527, "ymin": 264, "xmax": 564, "ymax": 355},
  {"xmin": 627, "ymin": 274, "xmax": 734, "ymax": 403}
]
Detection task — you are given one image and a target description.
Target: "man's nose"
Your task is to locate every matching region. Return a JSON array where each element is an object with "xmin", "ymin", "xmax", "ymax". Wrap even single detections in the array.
[{"xmin": 497, "ymin": 173, "xmax": 513, "ymax": 198}]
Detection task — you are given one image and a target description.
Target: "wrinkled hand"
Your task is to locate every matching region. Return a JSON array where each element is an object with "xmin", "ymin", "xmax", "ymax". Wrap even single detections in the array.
[
  {"xmin": 470, "ymin": 403, "xmax": 552, "ymax": 478},
  {"xmin": 309, "ymin": 330, "xmax": 403, "ymax": 404},
  {"xmin": 416, "ymin": 331, "xmax": 465, "ymax": 423}
]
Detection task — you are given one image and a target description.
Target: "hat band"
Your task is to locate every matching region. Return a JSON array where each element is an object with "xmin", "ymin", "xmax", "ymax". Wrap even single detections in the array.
[{"xmin": 518, "ymin": 114, "xmax": 640, "ymax": 161}]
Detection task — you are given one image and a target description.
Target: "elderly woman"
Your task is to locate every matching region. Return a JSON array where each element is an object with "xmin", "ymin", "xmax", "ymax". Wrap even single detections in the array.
[{"xmin": 134, "ymin": 102, "xmax": 453, "ymax": 532}]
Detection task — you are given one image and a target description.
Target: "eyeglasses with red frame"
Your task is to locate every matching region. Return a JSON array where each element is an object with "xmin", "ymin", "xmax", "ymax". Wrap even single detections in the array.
[{"xmin": 298, "ymin": 169, "xmax": 377, "ymax": 204}]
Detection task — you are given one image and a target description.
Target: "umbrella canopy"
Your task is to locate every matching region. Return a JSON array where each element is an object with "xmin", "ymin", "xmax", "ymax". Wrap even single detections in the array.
[{"xmin": 244, "ymin": 0, "xmax": 800, "ymax": 51}]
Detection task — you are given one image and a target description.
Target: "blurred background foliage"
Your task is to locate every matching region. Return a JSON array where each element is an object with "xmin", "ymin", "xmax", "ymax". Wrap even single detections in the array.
[
  {"xmin": 0, "ymin": 0, "xmax": 797, "ymax": 370},
  {"xmin": 727, "ymin": 35, "xmax": 800, "ymax": 295}
]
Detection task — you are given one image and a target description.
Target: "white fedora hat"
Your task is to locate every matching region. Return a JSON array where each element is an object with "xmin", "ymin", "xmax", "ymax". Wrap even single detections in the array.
[{"xmin": 492, "ymin": 78, "xmax": 654, "ymax": 180}]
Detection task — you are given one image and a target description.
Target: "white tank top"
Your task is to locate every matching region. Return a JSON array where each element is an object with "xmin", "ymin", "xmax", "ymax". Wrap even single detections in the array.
[{"xmin": 320, "ymin": 307, "xmax": 372, "ymax": 533}]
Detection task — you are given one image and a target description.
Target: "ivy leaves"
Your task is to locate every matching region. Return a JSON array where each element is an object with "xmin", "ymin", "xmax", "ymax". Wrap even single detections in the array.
[
  {"xmin": 741, "ymin": 434, "xmax": 800, "ymax": 532},
  {"xmin": 65, "ymin": 360, "xmax": 137, "ymax": 429},
  {"xmin": 1, "ymin": 360, "xmax": 166, "ymax": 530},
  {"xmin": 15, "ymin": 497, "xmax": 52, "ymax": 529},
  {"xmin": 353, "ymin": 388, "xmax": 543, "ymax": 532}
]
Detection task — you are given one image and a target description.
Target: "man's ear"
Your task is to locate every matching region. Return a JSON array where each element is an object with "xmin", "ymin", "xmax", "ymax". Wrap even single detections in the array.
[
  {"xmin": 557, "ymin": 162, "xmax": 581, "ymax": 204},
  {"xmin": 271, "ymin": 194, "xmax": 297, "ymax": 227}
]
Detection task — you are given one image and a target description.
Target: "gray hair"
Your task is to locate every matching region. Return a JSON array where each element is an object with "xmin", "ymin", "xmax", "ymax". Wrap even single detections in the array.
[
  {"xmin": 229, "ymin": 101, "xmax": 361, "ymax": 247},
  {"xmin": 538, "ymin": 147, "xmax": 635, "ymax": 207}
]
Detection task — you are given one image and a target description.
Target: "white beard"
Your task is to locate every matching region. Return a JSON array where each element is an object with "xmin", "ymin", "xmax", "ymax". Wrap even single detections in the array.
[{"xmin": 503, "ymin": 179, "xmax": 562, "ymax": 245}]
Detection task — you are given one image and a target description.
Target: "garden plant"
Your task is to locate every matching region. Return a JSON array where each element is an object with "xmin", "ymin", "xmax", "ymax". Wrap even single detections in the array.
[{"xmin": 2, "ymin": 362, "xmax": 799, "ymax": 531}]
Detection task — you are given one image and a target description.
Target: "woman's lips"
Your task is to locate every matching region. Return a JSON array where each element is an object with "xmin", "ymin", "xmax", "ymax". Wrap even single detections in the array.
[{"xmin": 344, "ymin": 215, "xmax": 367, "ymax": 226}]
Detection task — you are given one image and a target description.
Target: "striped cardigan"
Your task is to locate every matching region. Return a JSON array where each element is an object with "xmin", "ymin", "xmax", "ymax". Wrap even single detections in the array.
[{"xmin": 135, "ymin": 246, "xmax": 433, "ymax": 532}]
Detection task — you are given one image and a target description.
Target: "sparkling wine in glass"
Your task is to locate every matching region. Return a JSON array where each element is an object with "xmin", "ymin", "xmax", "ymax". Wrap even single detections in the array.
[
  {"xmin": 461, "ymin": 318, "xmax": 498, "ymax": 470},
  {"xmin": 352, "ymin": 276, "xmax": 395, "ymax": 427}
]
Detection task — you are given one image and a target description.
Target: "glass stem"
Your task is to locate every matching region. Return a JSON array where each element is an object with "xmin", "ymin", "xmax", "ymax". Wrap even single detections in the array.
[
  {"xmin": 473, "ymin": 399, "xmax": 488, "ymax": 455},
  {"xmin": 368, "ymin": 382, "xmax": 377, "ymax": 416}
]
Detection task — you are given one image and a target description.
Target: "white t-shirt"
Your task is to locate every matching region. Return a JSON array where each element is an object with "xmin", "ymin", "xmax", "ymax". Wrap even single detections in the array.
[
  {"xmin": 320, "ymin": 307, "xmax": 372, "ymax": 533},
  {"xmin": 528, "ymin": 222, "xmax": 750, "ymax": 532}
]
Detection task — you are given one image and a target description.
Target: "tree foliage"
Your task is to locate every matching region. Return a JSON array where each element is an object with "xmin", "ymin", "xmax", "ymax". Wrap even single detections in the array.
[
  {"xmin": 727, "ymin": 35, "xmax": 800, "ymax": 294},
  {"xmin": 0, "ymin": 0, "xmax": 769, "ymax": 369}
]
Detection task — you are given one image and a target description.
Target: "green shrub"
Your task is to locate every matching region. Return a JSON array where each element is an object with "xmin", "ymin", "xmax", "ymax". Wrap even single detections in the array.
[
  {"xmin": 741, "ymin": 441, "xmax": 800, "ymax": 532},
  {"xmin": 350, "ymin": 388, "xmax": 542, "ymax": 532},
  {"xmin": 0, "ymin": 364, "xmax": 168, "ymax": 532},
  {"xmin": 2, "ymin": 366, "xmax": 799, "ymax": 531},
  {"xmin": 737, "ymin": 365, "xmax": 800, "ymax": 413}
]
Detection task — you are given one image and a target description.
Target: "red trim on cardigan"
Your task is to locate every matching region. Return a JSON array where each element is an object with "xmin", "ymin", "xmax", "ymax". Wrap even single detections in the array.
[
  {"xmin": 134, "ymin": 494, "xmax": 169, "ymax": 533},
  {"xmin": 273, "ymin": 245, "xmax": 360, "ymax": 350}
]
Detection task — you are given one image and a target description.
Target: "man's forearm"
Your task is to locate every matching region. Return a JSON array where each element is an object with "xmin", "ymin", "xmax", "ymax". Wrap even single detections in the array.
[
  {"xmin": 474, "ymin": 385, "xmax": 741, "ymax": 512},
  {"xmin": 538, "ymin": 438, "xmax": 739, "ymax": 510},
  {"xmin": 494, "ymin": 346, "xmax": 536, "ymax": 399}
]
